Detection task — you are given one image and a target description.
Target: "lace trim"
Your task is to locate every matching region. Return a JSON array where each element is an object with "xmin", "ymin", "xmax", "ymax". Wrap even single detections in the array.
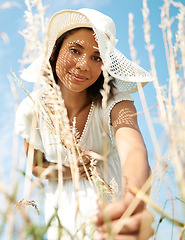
[{"xmin": 79, "ymin": 102, "xmax": 94, "ymax": 142}]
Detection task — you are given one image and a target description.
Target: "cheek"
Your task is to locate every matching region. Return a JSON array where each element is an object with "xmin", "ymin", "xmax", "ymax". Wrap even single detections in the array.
[
  {"xmin": 92, "ymin": 65, "xmax": 102, "ymax": 80},
  {"xmin": 55, "ymin": 48, "xmax": 72, "ymax": 76},
  {"xmin": 56, "ymin": 54, "xmax": 64, "ymax": 74}
]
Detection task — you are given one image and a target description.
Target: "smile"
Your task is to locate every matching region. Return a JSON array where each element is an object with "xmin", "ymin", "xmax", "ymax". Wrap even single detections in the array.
[{"xmin": 69, "ymin": 72, "xmax": 88, "ymax": 82}]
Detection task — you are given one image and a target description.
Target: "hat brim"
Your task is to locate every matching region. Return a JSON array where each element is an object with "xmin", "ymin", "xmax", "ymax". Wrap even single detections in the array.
[{"xmin": 20, "ymin": 9, "xmax": 153, "ymax": 93}]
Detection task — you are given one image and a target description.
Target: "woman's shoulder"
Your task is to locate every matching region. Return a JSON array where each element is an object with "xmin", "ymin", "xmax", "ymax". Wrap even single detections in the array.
[
  {"xmin": 94, "ymin": 89, "xmax": 134, "ymax": 116},
  {"xmin": 19, "ymin": 90, "xmax": 41, "ymax": 105},
  {"xmin": 17, "ymin": 89, "xmax": 42, "ymax": 116},
  {"xmin": 110, "ymin": 99, "xmax": 136, "ymax": 119},
  {"xmin": 109, "ymin": 93, "xmax": 138, "ymax": 132},
  {"xmin": 107, "ymin": 88, "xmax": 134, "ymax": 110}
]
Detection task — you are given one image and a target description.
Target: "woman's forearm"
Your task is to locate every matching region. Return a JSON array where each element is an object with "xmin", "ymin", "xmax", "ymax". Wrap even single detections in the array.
[
  {"xmin": 32, "ymin": 161, "xmax": 73, "ymax": 180},
  {"xmin": 24, "ymin": 139, "xmax": 73, "ymax": 180},
  {"xmin": 121, "ymin": 147, "xmax": 150, "ymax": 190}
]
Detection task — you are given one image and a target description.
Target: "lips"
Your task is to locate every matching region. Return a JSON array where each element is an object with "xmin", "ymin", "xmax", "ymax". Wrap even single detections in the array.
[{"xmin": 69, "ymin": 72, "xmax": 88, "ymax": 82}]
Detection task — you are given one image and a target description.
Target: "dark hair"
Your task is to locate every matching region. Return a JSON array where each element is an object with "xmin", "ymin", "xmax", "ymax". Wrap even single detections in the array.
[{"xmin": 49, "ymin": 27, "xmax": 115, "ymax": 105}]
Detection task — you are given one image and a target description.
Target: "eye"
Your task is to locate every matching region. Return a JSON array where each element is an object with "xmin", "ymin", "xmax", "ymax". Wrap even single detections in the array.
[
  {"xmin": 92, "ymin": 55, "xmax": 102, "ymax": 62},
  {"xmin": 70, "ymin": 47, "xmax": 80, "ymax": 54}
]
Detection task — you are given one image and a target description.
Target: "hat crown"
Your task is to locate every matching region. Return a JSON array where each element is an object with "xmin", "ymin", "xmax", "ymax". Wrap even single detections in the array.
[{"xmin": 78, "ymin": 8, "xmax": 116, "ymax": 40}]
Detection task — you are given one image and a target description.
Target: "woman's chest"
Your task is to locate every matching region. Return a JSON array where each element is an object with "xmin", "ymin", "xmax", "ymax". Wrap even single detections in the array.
[{"xmin": 38, "ymin": 106, "xmax": 114, "ymax": 162}]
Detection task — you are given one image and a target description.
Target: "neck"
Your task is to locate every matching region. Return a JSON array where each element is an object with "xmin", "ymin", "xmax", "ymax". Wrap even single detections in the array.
[{"xmin": 60, "ymin": 87, "xmax": 92, "ymax": 121}]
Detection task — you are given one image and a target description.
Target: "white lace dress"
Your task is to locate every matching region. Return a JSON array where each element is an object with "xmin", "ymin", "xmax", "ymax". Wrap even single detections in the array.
[{"xmin": 15, "ymin": 89, "xmax": 133, "ymax": 240}]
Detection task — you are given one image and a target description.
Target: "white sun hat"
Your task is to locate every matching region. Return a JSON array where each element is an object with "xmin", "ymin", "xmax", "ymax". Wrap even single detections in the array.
[{"xmin": 20, "ymin": 8, "xmax": 153, "ymax": 93}]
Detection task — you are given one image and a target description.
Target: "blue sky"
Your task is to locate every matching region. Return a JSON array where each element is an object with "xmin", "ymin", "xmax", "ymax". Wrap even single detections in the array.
[{"xmin": 0, "ymin": 0, "xmax": 184, "ymax": 239}]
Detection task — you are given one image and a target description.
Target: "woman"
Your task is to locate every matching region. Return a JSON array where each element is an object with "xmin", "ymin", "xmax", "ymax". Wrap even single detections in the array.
[{"xmin": 16, "ymin": 8, "xmax": 153, "ymax": 240}]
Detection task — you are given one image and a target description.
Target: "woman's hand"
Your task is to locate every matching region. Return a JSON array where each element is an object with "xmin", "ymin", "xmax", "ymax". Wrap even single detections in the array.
[
  {"xmin": 77, "ymin": 151, "xmax": 92, "ymax": 179},
  {"xmin": 63, "ymin": 150, "xmax": 93, "ymax": 180},
  {"xmin": 92, "ymin": 199, "xmax": 153, "ymax": 240}
]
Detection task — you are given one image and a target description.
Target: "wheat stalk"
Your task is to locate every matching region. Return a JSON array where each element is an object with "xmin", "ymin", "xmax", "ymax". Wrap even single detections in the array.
[{"xmin": 15, "ymin": 198, "xmax": 40, "ymax": 215}]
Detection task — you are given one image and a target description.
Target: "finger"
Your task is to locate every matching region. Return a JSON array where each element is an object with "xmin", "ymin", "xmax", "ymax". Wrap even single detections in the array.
[
  {"xmin": 98, "ymin": 201, "xmax": 126, "ymax": 223},
  {"xmin": 80, "ymin": 169, "xmax": 92, "ymax": 179},
  {"xmin": 98, "ymin": 210, "xmax": 153, "ymax": 235},
  {"xmin": 80, "ymin": 171, "xmax": 90, "ymax": 178},
  {"xmin": 94, "ymin": 211, "xmax": 153, "ymax": 240},
  {"xmin": 138, "ymin": 210, "xmax": 154, "ymax": 240},
  {"xmin": 95, "ymin": 195, "xmax": 144, "ymax": 227},
  {"xmin": 80, "ymin": 151, "xmax": 93, "ymax": 163},
  {"xmin": 94, "ymin": 231, "xmax": 138, "ymax": 240},
  {"xmin": 97, "ymin": 215, "xmax": 139, "ymax": 235},
  {"xmin": 112, "ymin": 234, "xmax": 138, "ymax": 240},
  {"xmin": 94, "ymin": 198, "xmax": 133, "ymax": 226},
  {"xmin": 78, "ymin": 159, "xmax": 89, "ymax": 166},
  {"xmin": 78, "ymin": 156, "xmax": 91, "ymax": 165},
  {"xmin": 78, "ymin": 163, "xmax": 91, "ymax": 174},
  {"xmin": 83, "ymin": 150, "xmax": 106, "ymax": 161}
]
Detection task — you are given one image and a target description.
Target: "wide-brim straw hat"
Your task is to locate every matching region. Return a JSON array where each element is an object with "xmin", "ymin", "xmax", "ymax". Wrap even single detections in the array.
[{"xmin": 20, "ymin": 8, "xmax": 153, "ymax": 93}]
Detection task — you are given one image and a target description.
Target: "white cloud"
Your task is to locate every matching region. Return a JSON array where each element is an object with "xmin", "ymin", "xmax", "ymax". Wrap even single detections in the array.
[
  {"xmin": 0, "ymin": 1, "xmax": 21, "ymax": 9},
  {"xmin": 0, "ymin": 31, "xmax": 9, "ymax": 44}
]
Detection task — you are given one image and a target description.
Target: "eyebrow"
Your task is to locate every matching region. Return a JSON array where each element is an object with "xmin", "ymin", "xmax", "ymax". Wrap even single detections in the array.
[
  {"xmin": 69, "ymin": 42, "xmax": 84, "ymax": 49},
  {"xmin": 69, "ymin": 41, "xmax": 100, "ymax": 54}
]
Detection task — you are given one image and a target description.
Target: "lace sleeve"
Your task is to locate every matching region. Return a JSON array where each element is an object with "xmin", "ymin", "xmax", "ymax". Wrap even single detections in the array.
[{"xmin": 107, "ymin": 91, "xmax": 134, "ymax": 142}]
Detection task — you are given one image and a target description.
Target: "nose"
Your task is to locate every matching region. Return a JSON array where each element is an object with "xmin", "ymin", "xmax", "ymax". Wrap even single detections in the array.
[{"xmin": 76, "ymin": 54, "xmax": 89, "ymax": 71}]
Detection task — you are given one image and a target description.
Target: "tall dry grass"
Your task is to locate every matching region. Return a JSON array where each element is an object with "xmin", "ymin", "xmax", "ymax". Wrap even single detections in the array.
[
  {"xmin": 0, "ymin": 0, "xmax": 185, "ymax": 239},
  {"xmin": 134, "ymin": 0, "xmax": 185, "ymax": 239}
]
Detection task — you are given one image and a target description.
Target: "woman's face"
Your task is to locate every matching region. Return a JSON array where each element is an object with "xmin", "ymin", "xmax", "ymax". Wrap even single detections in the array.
[{"xmin": 55, "ymin": 28, "xmax": 103, "ymax": 93}]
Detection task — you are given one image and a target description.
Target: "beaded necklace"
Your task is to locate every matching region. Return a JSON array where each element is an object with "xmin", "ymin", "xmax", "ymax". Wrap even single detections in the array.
[{"xmin": 72, "ymin": 102, "xmax": 94, "ymax": 143}]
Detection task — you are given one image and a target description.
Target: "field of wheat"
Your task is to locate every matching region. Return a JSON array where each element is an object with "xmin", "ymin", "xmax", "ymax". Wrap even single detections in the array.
[{"xmin": 0, "ymin": 0, "xmax": 184, "ymax": 239}]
